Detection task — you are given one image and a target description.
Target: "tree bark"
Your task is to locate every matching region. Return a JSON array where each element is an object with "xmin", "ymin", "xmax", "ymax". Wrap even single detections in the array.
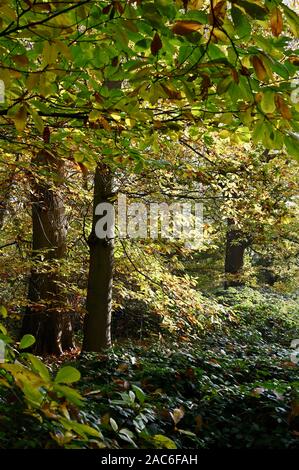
[
  {"xmin": 82, "ymin": 163, "xmax": 114, "ymax": 352},
  {"xmin": 21, "ymin": 147, "xmax": 74, "ymax": 355},
  {"xmin": 224, "ymin": 220, "xmax": 249, "ymax": 288}
]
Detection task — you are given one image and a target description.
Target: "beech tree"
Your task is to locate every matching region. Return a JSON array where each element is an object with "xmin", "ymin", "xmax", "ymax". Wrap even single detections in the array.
[
  {"xmin": 21, "ymin": 130, "xmax": 74, "ymax": 354},
  {"xmin": 83, "ymin": 163, "xmax": 114, "ymax": 351}
]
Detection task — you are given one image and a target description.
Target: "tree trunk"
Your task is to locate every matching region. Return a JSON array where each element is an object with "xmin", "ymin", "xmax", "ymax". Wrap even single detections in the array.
[
  {"xmin": 0, "ymin": 156, "xmax": 18, "ymax": 230},
  {"xmin": 82, "ymin": 163, "xmax": 114, "ymax": 352},
  {"xmin": 21, "ymin": 147, "xmax": 74, "ymax": 355},
  {"xmin": 224, "ymin": 220, "xmax": 249, "ymax": 288}
]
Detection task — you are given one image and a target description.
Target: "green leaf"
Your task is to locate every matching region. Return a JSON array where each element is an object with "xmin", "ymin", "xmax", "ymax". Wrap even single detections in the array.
[
  {"xmin": 23, "ymin": 382, "xmax": 44, "ymax": 406},
  {"xmin": 0, "ymin": 306, "xmax": 7, "ymax": 319},
  {"xmin": 55, "ymin": 366, "xmax": 81, "ymax": 384},
  {"xmin": 59, "ymin": 418, "xmax": 101, "ymax": 438},
  {"xmin": 217, "ymin": 76, "xmax": 233, "ymax": 95},
  {"xmin": 110, "ymin": 417, "xmax": 118, "ymax": 431},
  {"xmin": 71, "ymin": 422, "xmax": 101, "ymax": 438},
  {"xmin": 19, "ymin": 334, "xmax": 36, "ymax": 350},
  {"xmin": 131, "ymin": 384, "xmax": 146, "ymax": 404},
  {"xmin": 231, "ymin": 5, "xmax": 251, "ymax": 38},
  {"xmin": 26, "ymin": 354, "xmax": 50, "ymax": 381},
  {"xmin": 152, "ymin": 434, "xmax": 177, "ymax": 449},
  {"xmin": 29, "ymin": 107, "xmax": 44, "ymax": 134},
  {"xmin": 260, "ymin": 91, "xmax": 276, "ymax": 114},
  {"xmin": 285, "ymin": 134, "xmax": 299, "ymax": 160},
  {"xmin": 119, "ymin": 428, "xmax": 137, "ymax": 448},
  {"xmin": 42, "ymin": 41, "xmax": 58, "ymax": 66},
  {"xmin": 271, "ymin": 61, "xmax": 289, "ymax": 80},
  {"xmin": 180, "ymin": 10, "xmax": 208, "ymax": 24},
  {"xmin": 252, "ymin": 118, "xmax": 266, "ymax": 145},
  {"xmin": 282, "ymin": 4, "xmax": 299, "ymax": 37},
  {"xmin": 207, "ymin": 44, "xmax": 226, "ymax": 60},
  {"xmin": 0, "ymin": 323, "xmax": 7, "ymax": 335},
  {"xmin": 53, "ymin": 384, "xmax": 84, "ymax": 406},
  {"xmin": 234, "ymin": 0, "xmax": 268, "ymax": 20}
]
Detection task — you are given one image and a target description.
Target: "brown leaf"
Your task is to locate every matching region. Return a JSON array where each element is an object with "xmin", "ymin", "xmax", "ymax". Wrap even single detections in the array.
[
  {"xmin": 12, "ymin": 54, "xmax": 29, "ymax": 67},
  {"xmin": 270, "ymin": 7, "xmax": 283, "ymax": 37},
  {"xmin": 102, "ymin": 4, "xmax": 112, "ymax": 14},
  {"xmin": 240, "ymin": 66, "xmax": 250, "ymax": 76},
  {"xmin": 151, "ymin": 32, "xmax": 162, "ymax": 56},
  {"xmin": 251, "ymin": 55, "xmax": 267, "ymax": 81},
  {"xmin": 231, "ymin": 68, "xmax": 239, "ymax": 83},
  {"xmin": 200, "ymin": 73, "xmax": 211, "ymax": 99},
  {"xmin": 43, "ymin": 126, "xmax": 50, "ymax": 143},
  {"xmin": 172, "ymin": 20, "xmax": 203, "ymax": 35},
  {"xmin": 160, "ymin": 83, "xmax": 181, "ymax": 100},
  {"xmin": 280, "ymin": 360, "xmax": 297, "ymax": 368},
  {"xmin": 112, "ymin": 378, "xmax": 130, "ymax": 390},
  {"xmin": 212, "ymin": 0, "xmax": 227, "ymax": 24},
  {"xmin": 275, "ymin": 94, "xmax": 292, "ymax": 120},
  {"xmin": 255, "ymin": 92, "xmax": 263, "ymax": 103},
  {"xmin": 116, "ymin": 363, "xmax": 129, "ymax": 372},
  {"xmin": 114, "ymin": 1, "xmax": 124, "ymax": 14},
  {"xmin": 289, "ymin": 55, "xmax": 299, "ymax": 66}
]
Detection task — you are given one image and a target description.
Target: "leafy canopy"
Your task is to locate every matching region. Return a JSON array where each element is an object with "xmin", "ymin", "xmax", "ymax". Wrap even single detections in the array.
[{"xmin": 0, "ymin": 0, "xmax": 298, "ymax": 160}]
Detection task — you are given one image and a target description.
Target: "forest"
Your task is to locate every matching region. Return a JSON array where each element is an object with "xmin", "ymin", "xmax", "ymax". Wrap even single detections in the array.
[{"xmin": 0, "ymin": 0, "xmax": 299, "ymax": 454}]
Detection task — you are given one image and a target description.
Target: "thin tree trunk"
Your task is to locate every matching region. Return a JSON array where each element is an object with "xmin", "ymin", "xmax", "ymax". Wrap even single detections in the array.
[
  {"xmin": 21, "ymin": 143, "xmax": 73, "ymax": 355},
  {"xmin": 82, "ymin": 163, "xmax": 114, "ymax": 352},
  {"xmin": 0, "ymin": 156, "xmax": 19, "ymax": 230},
  {"xmin": 224, "ymin": 220, "xmax": 249, "ymax": 288}
]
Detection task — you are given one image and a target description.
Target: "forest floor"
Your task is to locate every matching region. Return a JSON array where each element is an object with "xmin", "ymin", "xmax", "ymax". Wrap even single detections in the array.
[{"xmin": 1, "ymin": 287, "xmax": 299, "ymax": 449}]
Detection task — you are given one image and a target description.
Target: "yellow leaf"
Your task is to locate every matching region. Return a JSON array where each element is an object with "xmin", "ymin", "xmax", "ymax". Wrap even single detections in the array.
[
  {"xmin": 13, "ymin": 106, "xmax": 27, "ymax": 132},
  {"xmin": 110, "ymin": 112, "xmax": 121, "ymax": 122},
  {"xmin": 172, "ymin": 20, "xmax": 203, "ymax": 35},
  {"xmin": 89, "ymin": 109, "xmax": 102, "ymax": 122},
  {"xmin": 1, "ymin": 4, "xmax": 16, "ymax": 20},
  {"xmin": 188, "ymin": 0, "xmax": 204, "ymax": 9},
  {"xmin": 260, "ymin": 91, "xmax": 276, "ymax": 114},
  {"xmin": 170, "ymin": 406, "xmax": 185, "ymax": 425},
  {"xmin": 213, "ymin": 28, "xmax": 229, "ymax": 42},
  {"xmin": 125, "ymin": 117, "xmax": 135, "ymax": 128},
  {"xmin": 219, "ymin": 129, "xmax": 230, "ymax": 138},
  {"xmin": 54, "ymin": 40, "xmax": 72, "ymax": 60},
  {"xmin": 42, "ymin": 42, "xmax": 58, "ymax": 66}
]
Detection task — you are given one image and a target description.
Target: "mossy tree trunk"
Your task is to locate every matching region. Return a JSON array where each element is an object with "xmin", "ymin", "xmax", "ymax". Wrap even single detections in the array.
[
  {"xmin": 224, "ymin": 219, "xmax": 250, "ymax": 288},
  {"xmin": 21, "ymin": 145, "xmax": 74, "ymax": 355}
]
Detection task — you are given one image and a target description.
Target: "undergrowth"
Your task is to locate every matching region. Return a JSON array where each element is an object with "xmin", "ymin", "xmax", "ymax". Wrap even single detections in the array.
[{"xmin": 1, "ymin": 287, "xmax": 299, "ymax": 449}]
